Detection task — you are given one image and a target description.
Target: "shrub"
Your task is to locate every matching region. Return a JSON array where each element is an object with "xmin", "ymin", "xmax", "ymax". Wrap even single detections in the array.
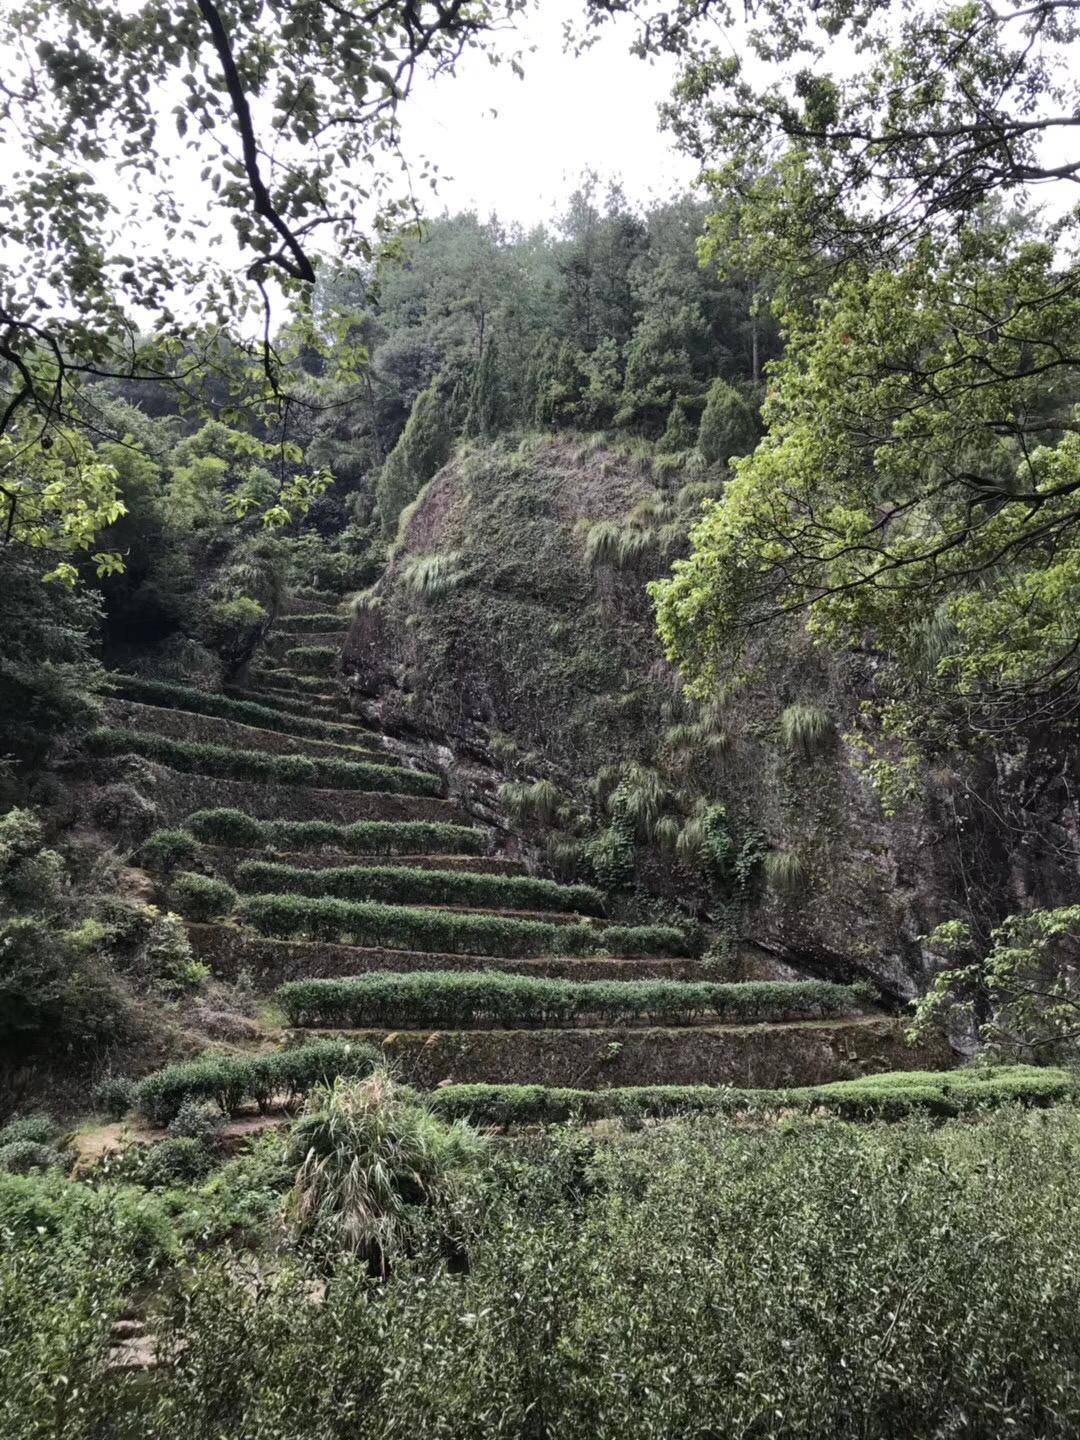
[
  {"xmin": 0, "ymin": 1113, "xmax": 59, "ymax": 1147},
  {"xmin": 585, "ymin": 825, "xmax": 636, "ymax": 889},
  {"xmin": 138, "ymin": 1136, "xmax": 216, "ymax": 1187},
  {"xmin": 201, "ymin": 595, "xmax": 267, "ymax": 670},
  {"xmin": 92, "ymin": 781, "xmax": 159, "ymax": 840},
  {"xmin": 134, "ymin": 1039, "xmax": 380, "ymax": 1125},
  {"xmin": 697, "ymin": 377, "xmax": 760, "ymax": 466},
  {"xmin": 0, "ymin": 1140, "xmax": 64, "ymax": 1175},
  {"xmin": 0, "ymin": 917, "xmax": 128, "ymax": 1059},
  {"xmin": 93, "ymin": 1076, "xmax": 138, "ymax": 1120},
  {"xmin": 234, "ymin": 860, "xmax": 605, "ymax": 916},
  {"xmin": 141, "ymin": 828, "xmax": 202, "ymax": 875},
  {"xmin": 88, "ymin": 729, "xmax": 443, "ymax": 796},
  {"xmin": 168, "ymin": 872, "xmax": 237, "ymax": 923},
  {"xmin": 239, "ymin": 893, "xmax": 690, "ymax": 959},
  {"xmin": 284, "ymin": 644, "xmax": 339, "ymax": 675},
  {"xmin": 187, "ymin": 811, "xmax": 485, "ymax": 856},
  {"xmin": 376, "ymin": 380, "xmax": 454, "ymax": 536},
  {"xmin": 187, "ymin": 808, "xmax": 266, "ymax": 848},
  {"xmin": 285, "ymin": 1070, "xmax": 484, "ymax": 1270},
  {"xmin": 274, "ymin": 972, "xmax": 866, "ymax": 1030},
  {"xmin": 167, "ymin": 1099, "xmax": 225, "ymax": 1141}
]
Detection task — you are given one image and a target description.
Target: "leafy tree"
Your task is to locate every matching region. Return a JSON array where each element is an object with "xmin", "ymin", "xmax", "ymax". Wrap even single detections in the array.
[
  {"xmin": 697, "ymin": 378, "xmax": 758, "ymax": 467},
  {"xmin": 0, "ymin": 0, "xmax": 525, "ymax": 442},
  {"xmin": 645, "ymin": 0, "xmax": 1080, "ymax": 747},
  {"xmin": 0, "ymin": 432, "xmax": 124, "ymax": 586},
  {"xmin": 466, "ymin": 335, "xmax": 506, "ymax": 439},
  {"xmin": 910, "ymin": 908, "xmax": 1080, "ymax": 1063},
  {"xmin": 375, "ymin": 380, "xmax": 454, "ymax": 536},
  {"xmin": 0, "ymin": 547, "xmax": 103, "ymax": 767}
]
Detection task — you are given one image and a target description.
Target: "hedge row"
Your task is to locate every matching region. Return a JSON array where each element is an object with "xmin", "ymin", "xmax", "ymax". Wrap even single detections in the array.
[
  {"xmin": 187, "ymin": 809, "xmax": 486, "ymax": 855},
  {"xmin": 239, "ymin": 893, "xmax": 691, "ymax": 958},
  {"xmin": 283, "ymin": 644, "xmax": 339, "ymax": 674},
  {"xmin": 88, "ymin": 728, "xmax": 442, "ymax": 796},
  {"xmin": 248, "ymin": 668, "xmax": 334, "ymax": 695},
  {"xmin": 132, "ymin": 1038, "xmax": 380, "ymax": 1125},
  {"xmin": 170, "ymin": 871, "xmax": 237, "ymax": 921},
  {"xmin": 274, "ymin": 973, "xmax": 867, "ymax": 1029},
  {"xmin": 426, "ymin": 1066, "xmax": 1078, "ymax": 1127},
  {"xmin": 276, "ymin": 613, "xmax": 347, "ymax": 633},
  {"xmin": 106, "ymin": 674, "xmax": 358, "ymax": 743},
  {"xmin": 235, "ymin": 859, "xmax": 605, "ymax": 916}
]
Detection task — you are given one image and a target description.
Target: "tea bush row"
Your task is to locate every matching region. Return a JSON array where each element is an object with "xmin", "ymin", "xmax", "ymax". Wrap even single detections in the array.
[
  {"xmin": 128, "ymin": 1039, "xmax": 381, "ymax": 1125},
  {"xmin": 239, "ymin": 892, "xmax": 691, "ymax": 958},
  {"xmin": 88, "ymin": 728, "xmax": 442, "ymax": 795},
  {"xmin": 235, "ymin": 859, "xmax": 605, "ymax": 915},
  {"xmin": 185, "ymin": 809, "xmax": 486, "ymax": 854},
  {"xmin": 427, "ymin": 1064, "xmax": 1077, "ymax": 1126},
  {"xmin": 106, "ymin": 674, "xmax": 358, "ymax": 743},
  {"xmin": 275, "ymin": 972, "xmax": 864, "ymax": 1029},
  {"xmin": 283, "ymin": 644, "xmax": 339, "ymax": 674}
]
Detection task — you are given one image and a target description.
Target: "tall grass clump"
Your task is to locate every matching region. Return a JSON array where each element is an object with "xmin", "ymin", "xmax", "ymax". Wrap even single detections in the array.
[
  {"xmin": 286, "ymin": 1070, "xmax": 485, "ymax": 1271},
  {"xmin": 778, "ymin": 703, "xmax": 834, "ymax": 760},
  {"xmin": 400, "ymin": 552, "xmax": 464, "ymax": 600}
]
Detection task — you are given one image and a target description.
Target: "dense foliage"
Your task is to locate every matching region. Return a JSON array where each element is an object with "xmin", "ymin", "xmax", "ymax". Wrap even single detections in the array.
[{"xmin": 7, "ymin": 1107, "xmax": 1080, "ymax": 1437}]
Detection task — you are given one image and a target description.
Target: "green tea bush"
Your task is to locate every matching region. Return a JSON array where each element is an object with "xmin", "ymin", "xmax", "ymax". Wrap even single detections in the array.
[
  {"xmin": 0, "ymin": 1113, "xmax": 59, "ymax": 1147},
  {"xmin": 141, "ymin": 828, "xmax": 202, "ymax": 874},
  {"xmin": 427, "ymin": 1065, "xmax": 1077, "ymax": 1127},
  {"xmin": 277, "ymin": 613, "xmax": 346, "ymax": 633},
  {"xmin": 188, "ymin": 811, "xmax": 485, "ymax": 855},
  {"xmin": 275, "ymin": 973, "xmax": 865, "ymax": 1030},
  {"xmin": 284, "ymin": 644, "xmax": 338, "ymax": 675},
  {"xmin": 133, "ymin": 1039, "xmax": 380, "ymax": 1125},
  {"xmin": 168, "ymin": 872, "xmax": 237, "ymax": 922},
  {"xmin": 234, "ymin": 859, "xmax": 604, "ymax": 916},
  {"xmin": 0, "ymin": 1140, "xmax": 64, "ymax": 1175},
  {"xmin": 187, "ymin": 809, "xmax": 266, "ymax": 847},
  {"xmin": 93, "ymin": 1076, "xmax": 138, "ymax": 1119},
  {"xmin": 88, "ymin": 729, "xmax": 442, "ymax": 796},
  {"xmin": 107, "ymin": 673, "xmax": 360, "ymax": 741},
  {"xmin": 239, "ymin": 893, "xmax": 690, "ymax": 958},
  {"xmin": 167, "ymin": 1099, "xmax": 225, "ymax": 1141},
  {"xmin": 137, "ymin": 1136, "xmax": 217, "ymax": 1188}
]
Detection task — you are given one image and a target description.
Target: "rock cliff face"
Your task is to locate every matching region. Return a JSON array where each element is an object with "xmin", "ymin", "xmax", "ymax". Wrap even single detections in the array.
[{"xmin": 346, "ymin": 436, "xmax": 1080, "ymax": 1002}]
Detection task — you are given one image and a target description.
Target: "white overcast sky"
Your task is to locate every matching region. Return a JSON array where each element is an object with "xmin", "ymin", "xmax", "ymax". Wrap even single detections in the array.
[{"xmin": 396, "ymin": 1, "xmax": 700, "ymax": 228}]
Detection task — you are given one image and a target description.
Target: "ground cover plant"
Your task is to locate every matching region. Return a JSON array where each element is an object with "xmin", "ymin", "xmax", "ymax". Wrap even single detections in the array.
[
  {"xmin": 239, "ymin": 892, "xmax": 693, "ymax": 958},
  {"xmin": 88, "ymin": 729, "xmax": 442, "ymax": 796},
  {"xmin": 234, "ymin": 859, "xmax": 605, "ymax": 915},
  {"xmin": 274, "ymin": 972, "xmax": 867, "ymax": 1029}
]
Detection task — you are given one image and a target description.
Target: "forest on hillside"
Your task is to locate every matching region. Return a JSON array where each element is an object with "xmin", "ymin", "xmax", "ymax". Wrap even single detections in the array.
[{"xmin": 3, "ymin": 0, "xmax": 1080, "ymax": 1435}]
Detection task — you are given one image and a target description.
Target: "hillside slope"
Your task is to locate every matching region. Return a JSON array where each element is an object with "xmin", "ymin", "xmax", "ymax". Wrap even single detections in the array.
[{"xmin": 347, "ymin": 436, "xmax": 1078, "ymax": 1002}]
